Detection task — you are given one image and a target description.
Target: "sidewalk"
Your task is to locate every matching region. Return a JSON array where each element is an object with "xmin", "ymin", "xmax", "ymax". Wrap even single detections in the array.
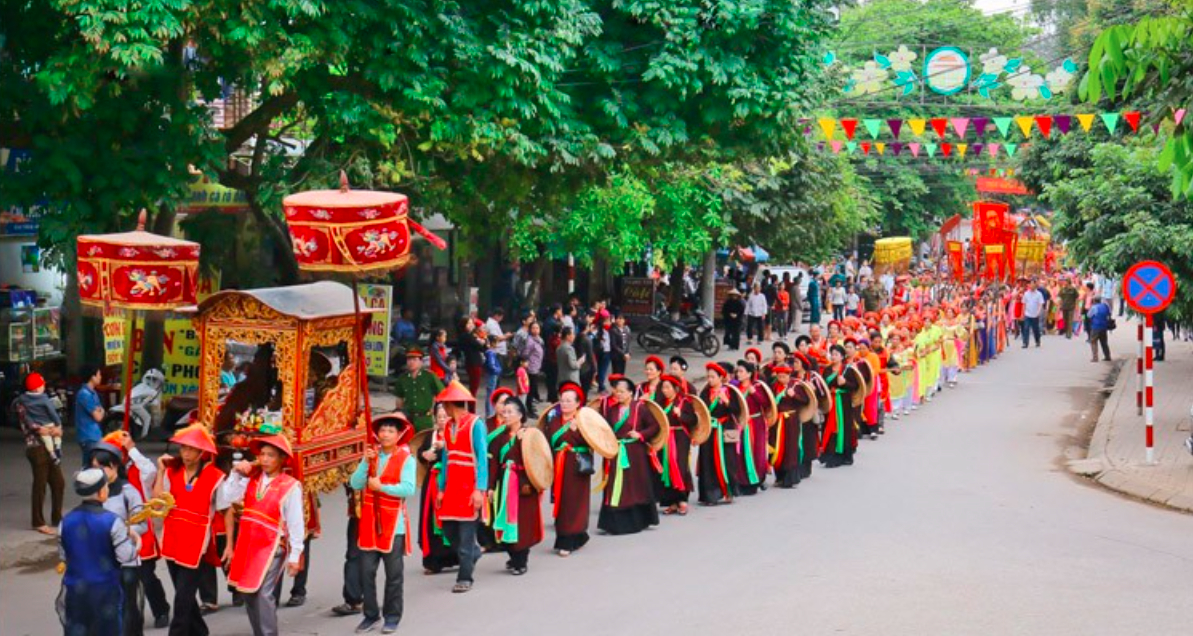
[{"xmin": 1069, "ymin": 327, "xmax": 1193, "ymax": 512}]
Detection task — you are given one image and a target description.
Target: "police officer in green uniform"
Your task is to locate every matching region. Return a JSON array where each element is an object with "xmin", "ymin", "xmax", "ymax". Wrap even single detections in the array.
[{"xmin": 393, "ymin": 348, "xmax": 445, "ymax": 431}]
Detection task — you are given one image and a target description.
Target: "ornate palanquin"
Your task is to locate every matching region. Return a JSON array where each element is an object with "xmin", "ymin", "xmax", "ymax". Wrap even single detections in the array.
[{"xmin": 183, "ymin": 282, "xmax": 376, "ymax": 498}]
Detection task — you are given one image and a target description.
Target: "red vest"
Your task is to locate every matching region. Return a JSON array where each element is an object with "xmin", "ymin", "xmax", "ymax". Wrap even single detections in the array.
[
  {"xmin": 160, "ymin": 463, "xmax": 225, "ymax": 569},
  {"xmin": 438, "ymin": 413, "xmax": 481, "ymax": 521},
  {"xmin": 227, "ymin": 471, "xmax": 300, "ymax": 593},
  {"xmin": 358, "ymin": 446, "xmax": 412, "ymax": 554},
  {"xmin": 126, "ymin": 461, "xmax": 160, "ymax": 560}
]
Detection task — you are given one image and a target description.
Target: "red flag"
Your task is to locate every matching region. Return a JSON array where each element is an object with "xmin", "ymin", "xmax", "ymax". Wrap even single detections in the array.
[
  {"xmin": 840, "ymin": 118, "xmax": 859, "ymax": 140},
  {"xmin": 1034, "ymin": 115, "xmax": 1053, "ymax": 139},
  {"xmin": 1123, "ymin": 111, "xmax": 1141, "ymax": 132},
  {"xmin": 930, "ymin": 118, "xmax": 948, "ymax": 139}
]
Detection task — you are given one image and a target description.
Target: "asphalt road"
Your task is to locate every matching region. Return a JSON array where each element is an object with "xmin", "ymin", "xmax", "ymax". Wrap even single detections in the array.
[{"xmin": 4, "ymin": 332, "xmax": 1191, "ymax": 635}]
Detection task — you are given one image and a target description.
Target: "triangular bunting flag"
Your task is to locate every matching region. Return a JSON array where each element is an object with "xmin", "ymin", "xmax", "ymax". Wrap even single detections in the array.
[
  {"xmin": 1005, "ymin": 143, "xmax": 1019, "ymax": 157},
  {"xmin": 972, "ymin": 117, "xmax": 989, "ymax": 138},
  {"xmin": 1123, "ymin": 111, "xmax": 1141, "ymax": 132},
  {"xmin": 908, "ymin": 118, "xmax": 927, "ymax": 136},
  {"xmin": 1153, "ymin": 121, "xmax": 1162, "ymax": 135},
  {"xmin": 887, "ymin": 119, "xmax": 904, "ymax": 139},
  {"xmin": 957, "ymin": 143, "xmax": 968, "ymax": 158},
  {"xmin": 816, "ymin": 142, "xmax": 824, "ymax": 151},
  {"xmin": 876, "ymin": 142, "xmax": 886, "ymax": 155},
  {"xmin": 909, "ymin": 142, "xmax": 922, "ymax": 157},
  {"xmin": 971, "ymin": 143, "xmax": 983, "ymax": 156},
  {"xmin": 1054, "ymin": 114, "xmax": 1071, "ymax": 135},
  {"xmin": 930, "ymin": 118, "xmax": 948, "ymax": 139},
  {"xmin": 846, "ymin": 141, "xmax": 858, "ymax": 154},
  {"xmin": 861, "ymin": 142, "xmax": 872, "ymax": 155},
  {"xmin": 926, "ymin": 143, "xmax": 939, "ymax": 158},
  {"xmin": 987, "ymin": 143, "xmax": 1000, "ymax": 157},
  {"xmin": 1101, "ymin": 112, "xmax": 1120, "ymax": 134},
  {"xmin": 1076, "ymin": 113, "xmax": 1096, "ymax": 132},
  {"xmin": 863, "ymin": 119, "xmax": 882, "ymax": 139},
  {"xmin": 1015, "ymin": 115, "xmax": 1034, "ymax": 138},
  {"xmin": 1175, "ymin": 108, "xmax": 1187, "ymax": 126},
  {"xmin": 941, "ymin": 143, "xmax": 952, "ymax": 157},
  {"xmin": 818, "ymin": 117, "xmax": 837, "ymax": 140},
  {"xmin": 950, "ymin": 117, "xmax": 971, "ymax": 139},
  {"xmin": 993, "ymin": 117, "xmax": 1013, "ymax": 138},
  {"xmin": 841, "ymin": 118, "xmax": 859, "ymax": 140},
  {"xmin": 1034, "ymin": 115, "xmax": 1053, "ymax": 139},
  {"xmin": 891, "ymin": 142, "xmax": 903, "ymax": 156},
  {"xmin": 830, "ymin": 141, "xmax": 843, "ymax": 154}
]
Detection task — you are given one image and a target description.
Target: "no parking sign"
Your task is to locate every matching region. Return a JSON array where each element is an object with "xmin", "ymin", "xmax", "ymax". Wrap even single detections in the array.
[{"xmin": 1122, "ymin": 260, "xmax": 1177, "ymax": 465}]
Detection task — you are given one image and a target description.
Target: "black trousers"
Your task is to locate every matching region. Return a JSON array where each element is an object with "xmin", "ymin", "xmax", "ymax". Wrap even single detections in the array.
[
  {"xmin": 611, "ymin": 354, "xmax": 627, "ymax": 376},
  {"xmin": 545, "ymin": 364, "xmax": 559, "ymax": 401},
  {"xmin": 198, "ymin": 535, "xmax": 230, "ymax": 605},
  {"xmin": 526, "ymin": 373, "xmax": 542, "ymax": 413},
  {"xmin": 746, "ymin": 316, "xmax": 764, "ymax": 341},
  {"xmin": 140, "ymin": 559, "xmax": 171, "ymax": 620},
  {"xmin": 121, "ymin": 566, "xmax": 143, "ymax": 636},
  {"xmin": 360, "ymin": 547, "xmax": 404, "ymax": 624},
  {"xmin": 167, "ymin": 561, "xmax": 208, "ymax": 636},
  {"xmin": 26, "ymin": 445, "xmax": 64, "ymax": 528},
  {"xmin": 724, "ymin": 323, "xmax": 741, "ymax": 350},
  {"xmin": 343, "ymin": 518, "xmax": 364, "ymax": 606},
  {"xmin": 507, "ymin": 548, "xmax": 529, "ymax": 569}
]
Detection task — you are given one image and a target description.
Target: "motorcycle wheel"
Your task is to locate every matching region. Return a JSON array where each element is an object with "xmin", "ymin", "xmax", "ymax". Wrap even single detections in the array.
[
  {"xmin": 642, "ymin": 326, "xmax": 669, "ymax": 354},
  {"xmin": 637, "ymin": 330, "xmax": 649, "ymax": 348},
  {"xmin": 699, "ymin": 333, "xmax": 721, "ymax": 357}
]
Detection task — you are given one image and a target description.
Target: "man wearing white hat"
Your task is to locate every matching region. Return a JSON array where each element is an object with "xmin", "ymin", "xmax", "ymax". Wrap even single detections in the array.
[{"xmin": 58, "ymin": 467, "xmax": 139, "ymax": 634}]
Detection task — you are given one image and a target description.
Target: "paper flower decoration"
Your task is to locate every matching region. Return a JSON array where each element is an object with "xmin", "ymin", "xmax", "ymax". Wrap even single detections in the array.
[
  {"xmin": 849, "ymin": 61, "xmax": 889, "ymax": 96},
  {"xmin": 888, "ymin": 45, "xmax": 917, "ymax": 72},
  {"xmin": 979, "ymin": 48, "xmax": 1008, "ymax": 76}
]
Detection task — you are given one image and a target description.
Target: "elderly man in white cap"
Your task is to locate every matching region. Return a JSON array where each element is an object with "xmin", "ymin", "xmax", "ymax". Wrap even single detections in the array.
[{"xmin": 58, "ymin": 467, "xmax": 139, "ymax": 635}]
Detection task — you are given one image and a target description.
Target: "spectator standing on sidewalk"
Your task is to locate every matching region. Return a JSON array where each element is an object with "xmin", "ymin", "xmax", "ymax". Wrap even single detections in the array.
[
  {"xmin": 789, "ymin": 274, "xmax": 803, "ymax": 335},
  {"xmin": 485, "ymin": 309, "xmax": 513, "ymax": 365},
  {"xmin": 745, "ymin": 283, "xmax": 768, "ymax": 345},
  {"xmin": 1021, "ymin": 282, "xmax": 1044, "ymax": 348},
  {"xmin": 578, "ymin": 318, "xmax": 598, "ymax": 394},
  {"xmin": 722, "ymin": 289, "xmax": 745, "ymax": 351},
  {"xmin": 596, "ymin": 314, "xmax": 613, "ymax": 393},
  {"xmin": 459, "ymin": 320, "xmax": 486, "ymax": 412},
  {"xmin": 74, "ymin": 365, "xmax": 105, "ymax": 466},
  {"xmin": 522, "ymin": 322, "xmax": 545, "ymax": 414},
  {"xmin": 18, "ymin": 373, "xmax": 65, "ymax": 536},
  {"xmin": 557, "ymin": 327, "xmax": 583, "ymax": 385},
  {"xmin": 393, "ymin": 350, "xmax": 445, "ymax": 431},
  {"xmin": 1087, "ymin": 297, "xmax": 1113, "ymax": 362},
  {"xmin": 610, "ymin": 313, "xmax": 631, "ymax": 375}
]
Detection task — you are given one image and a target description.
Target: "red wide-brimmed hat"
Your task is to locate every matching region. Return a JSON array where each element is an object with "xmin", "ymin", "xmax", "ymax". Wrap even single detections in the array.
[
  {"xmin": 745, "ymin": 347, "xmax": 763, "ymax": 361},
  {"xmin": 372, "ymin": 413, "xmax": 416, "ymax": 446},
  {"xmin": 644, "ymin": 355, "xmax": 666, "ymax": 371},
  {"xmin": 772, "ymin": 366, "xmax": 792, "ymax": 375},
  {"xmin": 249, "ymin": 433, "xmax": 294, "ymax": 459},
  {"xmin": 705, "ymin": 362, "xmax": 729, "ymax": 378},
  {"xmin": 658, "ymin": 374, "xmax": 686, "ymax": 393},
  {"xmin": 558, "ymin": 381, "xmax": 586, "ymax": 404},
  {"xmin": 435, "ymin": 381, "xmax": 476, "ymax": 403},
  {"xmin": 169, "ymin": 424, "xmax": 218, "ymax": 455}
]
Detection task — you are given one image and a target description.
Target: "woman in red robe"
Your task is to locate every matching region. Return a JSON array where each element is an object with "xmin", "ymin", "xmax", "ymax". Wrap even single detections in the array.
[
  {"xmin": 697, "ymin": 363, "xmax": 741, "ymax": 505},
  {"xmin": 597, "ymin": 377, "xmax": 661, "ymax": 535},
  {"xmin": 733, "ymin": 361, "xmax": 770, "ymax": 495},
  {"xmin": 417, "ymin": 404, "xmax": 459, "ymax": 573},
  {"xmin": 486, "ymin": 398, "xmax": 543, "ymax": 575},
  {"xmin": 819, "ymin": 345, "xmax": 862, "ymax": 468},
  {"xmin": 656, "ymin": 375, "xmax": 697, "ymax": 515},
  {"xmin": 541, "ymin": 383, "xmax": 593, "ymax": 556},
  {"xmin": 770, "ymin": 365, "xmax": 808, "ymax": 489}
]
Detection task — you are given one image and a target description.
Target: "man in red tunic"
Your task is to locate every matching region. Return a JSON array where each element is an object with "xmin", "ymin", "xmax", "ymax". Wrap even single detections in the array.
[
  {"xmin": 434, "ymin": 381, "xmax": 488, "ymax": 593},
  {"xmin": 152, "ymin": 424, "xmax": 225, "ymax": 636},
  {"xmin": 220, "ymin": 434, "xmax": 305, "ymax": 636},
  {"xmin": 350, "ymin": 413, "xmax": 417, "ymax": 634}
]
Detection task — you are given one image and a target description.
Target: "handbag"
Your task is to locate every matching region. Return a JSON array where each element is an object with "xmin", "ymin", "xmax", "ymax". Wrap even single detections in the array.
[
  {"xmin": 723, "ymin": 429, "xmax": 742, "ymax": 444},
  {"xmin": 1108, "ymin": 317, "xmax": 1117, "ymax": 331},
  {"xmin": 574, "ymin": 451, "xmax": 596, "ymax": 476}
]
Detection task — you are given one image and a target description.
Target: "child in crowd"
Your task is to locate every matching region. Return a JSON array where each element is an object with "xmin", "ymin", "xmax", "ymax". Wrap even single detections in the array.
[
  {"xmin": 19, "ymin": 373, "xmax": 63, "ymax": 464},
  {"xmin": 515, "ymin": 356, "xmax": 531, "ymax": 407},
  {"xmin": 483, "ymin": 336, "xmax": 503, "ymax": 417}
]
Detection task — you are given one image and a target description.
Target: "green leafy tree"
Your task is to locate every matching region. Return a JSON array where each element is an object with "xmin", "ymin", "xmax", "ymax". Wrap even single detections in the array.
[{"xmin": 1020, "ymin": 134, "xmax": 1193, "ymax": 320}]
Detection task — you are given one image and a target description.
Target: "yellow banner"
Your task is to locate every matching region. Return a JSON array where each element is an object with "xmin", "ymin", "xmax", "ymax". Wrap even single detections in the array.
[
  {"xmin": 358, "ymin": 284, "xmax": 392, "ymax": 377},
  {"xmin": 1015, "ymin": 239, "xmax": 1047, "ymax": 262},
  {"xmin": 103, "ymin": 310, "xmax": 126, "ymax": 366}
]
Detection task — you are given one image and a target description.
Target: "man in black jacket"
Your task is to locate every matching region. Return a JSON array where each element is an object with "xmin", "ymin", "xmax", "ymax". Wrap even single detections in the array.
[
  {"xmin": 722, "ymin": 289, "xmax": 745, "ymax": 351},
  {"xmin": 610, "ymin": 313, "xmax": 632, "ymax": 376}
]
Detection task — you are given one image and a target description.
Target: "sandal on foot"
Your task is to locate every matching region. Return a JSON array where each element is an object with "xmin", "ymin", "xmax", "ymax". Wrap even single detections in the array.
[{"xmin": 452, "ymin": 582, "xmax": 472, "ymax": 593}]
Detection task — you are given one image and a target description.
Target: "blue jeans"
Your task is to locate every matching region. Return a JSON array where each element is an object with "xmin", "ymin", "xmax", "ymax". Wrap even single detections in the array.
[
  {"xmin": 1021, "ymin": 316, "xmax": 1041, "ymax": 346},
  {"xmin": 485, "ymin": 375, "xmax": 499, "ymax": 417},
  {"xmin": 79, "ymin": 441, "xmax": 96, "ymax": 468},
  {"xmin": 597, "ymin": 353, "xmax": 612, "ymax": 391}
]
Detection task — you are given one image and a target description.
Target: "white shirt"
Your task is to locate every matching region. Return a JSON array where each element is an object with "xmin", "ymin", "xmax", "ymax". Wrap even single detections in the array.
[
  {"xmin": 484, "ymin": 318, "xmax": 507, "ymax": 355},
  {"xmin": 830, "ymin": 287, "xmax": 847, "ymax": 305},
  {"xmin": 858, "ymin": 265, "xmax": 872, "ymax": 280},
  {"xmin": 218, "ymin": 471, "xmax": 306, "ymax": 564},
  {"xmin": 1023, "ymin": 289, "xmax": 1045, "ymax": 319},
  {"xmin": 745, "ymin": 292, "xmax": 769, "ymax": 317},
  {"xmin": 846, "ymin": 293, "xmax": 860, "ymax": 311}
]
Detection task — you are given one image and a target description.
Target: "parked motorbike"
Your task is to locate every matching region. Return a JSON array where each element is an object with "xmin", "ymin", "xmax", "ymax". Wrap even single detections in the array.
[
  {"xmin": 105, "ymin": 368, "xmax": 165, "ymax": 440},
  {"xmin": 641, "ymin": 310, "xmax": 720, "ymax": 357}
]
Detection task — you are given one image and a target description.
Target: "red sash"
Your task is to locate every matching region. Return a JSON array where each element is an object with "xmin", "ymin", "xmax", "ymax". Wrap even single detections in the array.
[
  {"xmin": 160, "ymin": 463, "xmax": 224, "ymax": 569},
  {"xmin": 227, "ymin": 471, "xmax": 300, "ymax": 593},
  {"xmin": 359, "ymin": 446, "xmax": 413, "ymax": 555}
]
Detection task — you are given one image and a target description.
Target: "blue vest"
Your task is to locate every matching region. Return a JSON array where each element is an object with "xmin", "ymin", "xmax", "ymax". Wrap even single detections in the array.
[{"xmin": 61, "ymin": 502, "xmax": 122, "ymax": 587}]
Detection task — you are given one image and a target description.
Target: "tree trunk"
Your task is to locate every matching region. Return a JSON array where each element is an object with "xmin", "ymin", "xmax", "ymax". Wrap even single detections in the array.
[
  {"xmin": 701, "ymin": 248, "xmax": 717, "ymax": 318},
  {"xmin": 246, "ymin": 196, "xmax": 300, "ymax": 284},
  {"xmin": 63, "ymin": 267, "xmax": 84, "ymax": 376},
  {"xmin": 526, "ymin": 257, "xmax": 549, "ymax": 313}
]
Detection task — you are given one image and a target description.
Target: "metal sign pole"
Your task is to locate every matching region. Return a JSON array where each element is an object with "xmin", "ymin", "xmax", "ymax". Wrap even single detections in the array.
[
  {"xmin": 1144, "ymin": 314, "xmax": 1155, "ymax": 465},
  {"xmin": 1137, "ymin": 322, "xmax": 1144, "ymax": 416}
]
